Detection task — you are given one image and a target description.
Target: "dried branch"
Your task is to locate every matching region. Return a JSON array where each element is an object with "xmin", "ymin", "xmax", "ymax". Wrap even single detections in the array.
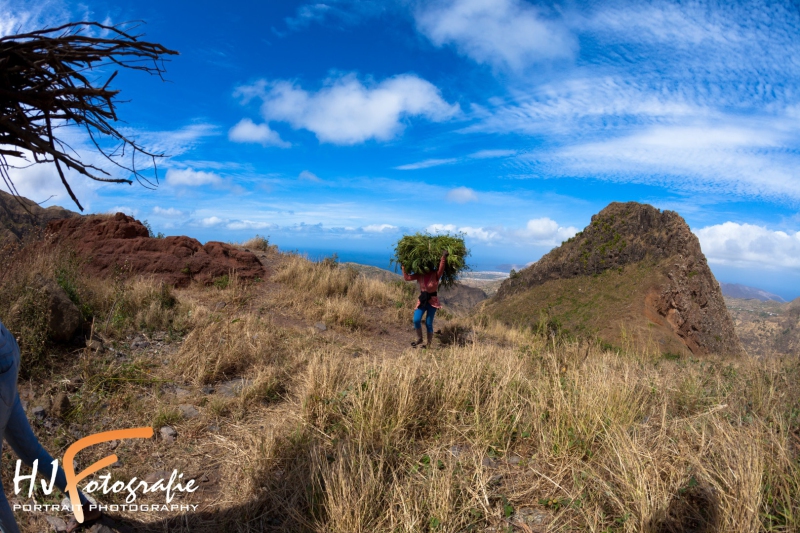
[{"xmin": 0, "ymin": 21, "xmax": 179, "ymax": 210}]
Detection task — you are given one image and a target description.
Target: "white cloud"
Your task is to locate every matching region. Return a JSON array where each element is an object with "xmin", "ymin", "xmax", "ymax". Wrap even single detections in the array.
[
  {"xmin": 108, "ymin": 206, "xmax": 138, "ymax": 217},
  {"xmin": 226, "ymin": 220, "xmax": 274, "ymax": 230},
  {"xmin": 152, "ymin": 206, "xmax": 184, "ymax": 217},
  {"xmin": 200, "ymin": 216, "xmax": 224, "ymax": 227},
  {"xmin": 695, "ymin": 223, "xmax": 800, "ymax": 270},
  {"xmin": 517, "ymin": 217, "xmax": 578, "ymax": 245},
  {"xmin": 445, "ymin": 186, "xmax": 478, "ymax": 203},
  {"xmin": 395, "ymin": 158, "xmax": 458, "ymax": 170},
  {"xmin": 414, "ymin": 0, "xmax": 577, "ymax": 70},
  {"xmin": 426, "ymin": 223, "xmax": 497, "ymax": 242},
  {"xmin": 469, "ymin": 149, "xmax": 517, "ymax": 159},
  {"xmin": 542, "ymin": 122, "xmax": 800, "ymax": 202},
  {"xmin": 228, "ymin": 118, "xmax": 290, "ymax": 148},
  {"xmin": 299, "ymin": 170, "xmax": 321, "ymax": 182},
  {"xmin": 236, "ymin": 73, "xmax": 459, "ymax": 145},
  {"xmin": 362, "ymin": 224, "xmax": 397, "ymax": 233},
  {"xmin": 166, "ymin": 168, "xmax": 223, "ymax": 187}
]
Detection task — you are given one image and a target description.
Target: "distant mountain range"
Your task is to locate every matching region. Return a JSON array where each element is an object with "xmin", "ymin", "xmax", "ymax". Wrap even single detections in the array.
[{"xmin": 720, "ymin": 283, "xmax": 786, "ymax": 303}]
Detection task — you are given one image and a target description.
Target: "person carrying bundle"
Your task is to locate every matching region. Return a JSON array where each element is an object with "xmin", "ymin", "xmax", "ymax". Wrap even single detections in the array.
[{"xmin": 402, "ymin": 249, "xmax": 449, "ymax": 349}]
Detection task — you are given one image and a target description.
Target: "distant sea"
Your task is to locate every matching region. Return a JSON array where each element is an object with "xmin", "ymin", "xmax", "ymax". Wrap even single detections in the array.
[{"xmin": 275, "ymin": 246, "xmax": 515, "ymax": 274}]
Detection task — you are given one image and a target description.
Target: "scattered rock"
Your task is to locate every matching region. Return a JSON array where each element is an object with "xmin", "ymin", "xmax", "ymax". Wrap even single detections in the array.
[
  {"xmin": 51, "ymin": 392, "xmax": 70, "ymax": 419},
  {"xmin": 179, "ymin": 404, "xmax": 200, "ymax": 419},
  {"xmin": 45, "ymin": 515, "xmax": 68, "ymax": 532},
  {"xmin": 160, "ymin": 426, "xmax": 177, "ymax": 444},
  {"xmin": 314, "ymin": 322, "xmax": 327, "ymax": 332},
  {"xmin": 214, "ymin": 302, "xmax": 227, "ymax": 311},
  {"xmin": 87, "ymin": 523, "xmax": 114, "ymax": 533},
  {"xmin": 506, "ymin": 454, "xmax": 522, "ymax": 466},
  {"xmin": 31, "ymin": 406, "xmax": 46, "ymax": 419},
  {"xmin": 207, "ymin": 423, "xmax": 220, "ymax": 432},
  {"xmin": 60, "ymin": 497, "xmax": 72, "ymax": 510},
  {"xmin": 201, "ymin": 385, "xmax": 215, "ymax": 395},
  {"xmin": 108, "ymin": 440, "xmax": 119, "ymax": 450},
  {"xmin": 174, "ymin": 387, "xmax": 191, "ymax": 399}
]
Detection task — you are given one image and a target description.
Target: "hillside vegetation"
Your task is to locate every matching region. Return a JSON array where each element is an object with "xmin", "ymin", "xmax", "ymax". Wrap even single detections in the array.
[{"xmin": 0, "ymin": 236, "xmax": 797, "ymax": 533}]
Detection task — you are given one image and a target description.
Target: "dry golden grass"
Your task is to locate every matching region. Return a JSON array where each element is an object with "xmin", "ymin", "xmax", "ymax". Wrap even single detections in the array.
[{"xmin": 1, "ymin": 243, "xmax": 798, "ymax": 533}]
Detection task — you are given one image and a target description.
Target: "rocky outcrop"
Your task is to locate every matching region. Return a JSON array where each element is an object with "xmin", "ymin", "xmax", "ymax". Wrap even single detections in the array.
[
  {"xmin": 47, "ymin": 213, "xmax": 265, "ymax": 287},
  {"xmin": 0, "ymin": 190, "xmax": 78, "ymax": 244},
  {"xmin": 439, "ymin": 284, "xmax": 488, "ymax": 314},
  {"xmin": 9, "ymin": 275, "xmax": 83, "ymax": 342},
  {"xmin": 489, "ymin": 202, "xmax": 744, "ymax": 356}
]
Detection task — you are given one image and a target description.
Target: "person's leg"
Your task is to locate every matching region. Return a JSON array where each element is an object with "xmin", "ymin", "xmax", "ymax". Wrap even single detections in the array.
[
  {"xmin": 3, "ymin": 396, "xmax": 98, "ymax": 521},
  {"xmin": 0, "ymin": 470, "xmax": 22, "ymax": 533},
  {"xmin": 412, "ymin": 308, "xmax": 424, "ymax": 346},
  {"xmin": 424, "ymin": 305, "xmax": 437, "ymax": 348}
]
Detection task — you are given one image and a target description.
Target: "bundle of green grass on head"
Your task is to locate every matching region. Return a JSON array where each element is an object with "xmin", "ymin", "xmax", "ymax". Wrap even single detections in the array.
[{"xmin": 391, "ymin": 232, "xmax": 470, "ymax": 289}]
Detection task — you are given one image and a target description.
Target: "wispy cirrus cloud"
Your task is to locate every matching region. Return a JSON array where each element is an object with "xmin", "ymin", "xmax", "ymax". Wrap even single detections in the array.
[
  {"xmin": 234, "ymin": 73, "xmax": 459, "ymax": 145},
  {"xmin": 445, "ymin": 186, "xmax": 478, "ymax": 203},
  {"xmin": 395, "ymin": 158, "xmax": 458, "ymax": 170}
]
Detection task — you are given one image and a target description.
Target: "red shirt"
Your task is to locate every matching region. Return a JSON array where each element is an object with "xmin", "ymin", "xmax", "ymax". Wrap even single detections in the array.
[{"xmin": 402, "ymin": 255, "xmax": 447, "ymax": 309}]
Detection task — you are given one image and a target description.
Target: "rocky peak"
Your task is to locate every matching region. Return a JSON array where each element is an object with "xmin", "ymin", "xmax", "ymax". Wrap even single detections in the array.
[{"xmin": 491, "ymin": 202, "xmax": 744, "ymax": 357}]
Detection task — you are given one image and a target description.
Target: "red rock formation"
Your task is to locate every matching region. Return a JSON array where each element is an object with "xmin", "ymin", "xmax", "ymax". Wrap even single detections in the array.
[{"xmin": 47, "ymin": 213, "xmax": 265, "ymax": 287}]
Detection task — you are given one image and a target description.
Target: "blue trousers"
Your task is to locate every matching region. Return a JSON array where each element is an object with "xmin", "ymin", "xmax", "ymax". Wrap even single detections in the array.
[
  {"xmin": 0, "ymin": 322, "xmax": 90, "ymax": 533},
  {"xmin": 413, "ymin": 303, "xmax": 437, "ymax": 333}
]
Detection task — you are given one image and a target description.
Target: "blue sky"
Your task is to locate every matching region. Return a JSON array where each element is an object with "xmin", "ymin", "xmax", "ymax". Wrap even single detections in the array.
[{"xmin": 3, "ymin": 0, "xmax": 800, "ymax": 299}]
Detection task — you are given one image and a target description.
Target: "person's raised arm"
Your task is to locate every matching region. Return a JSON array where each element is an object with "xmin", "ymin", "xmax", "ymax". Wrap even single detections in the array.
[
  {"xmin": 402, "ymin": 265, "xmax": 419, "ymax": 281},
  {"xmin": 437, "ymin": 251, "xmax": 448, "ymax": 278}
]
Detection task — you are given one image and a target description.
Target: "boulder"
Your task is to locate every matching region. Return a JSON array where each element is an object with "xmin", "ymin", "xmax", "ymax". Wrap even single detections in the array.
[{"xmin": 22, "ymin": 275, "xmax": 83, "ymax": 342}]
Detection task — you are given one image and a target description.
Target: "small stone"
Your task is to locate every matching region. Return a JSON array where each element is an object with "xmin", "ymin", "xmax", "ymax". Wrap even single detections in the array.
[
  {"xmin": 174, "ymin": 387, "xmax": 191, "ymax": 398},
  {"xmin": 160, "ymin": 426, "xmax": 177, "ymax": 443},
  {"xmin": 60, "ymin": 497, "xmax": 72, "ymax": 510},
  {"xmin": 487, "ymin": 474, "xmax": 503, "ymax": 487},
  {"xmin": 132, "ymin": 340, "xmax": 151, "ymax": 349},
  {"xmin": 511, "ymin": 507, "xmax": 547, "ymax": 527},
  {"xmin": 45, "ymin": 515, "xmax": 68, "ymax": 532},
  {"xmin": 144, "ymin": 470, "xmax": 170, "ymax": 483},
  {"xmin": 314, "ymin": 322, "xmax": 327, "ymax": 332},
  {"xmin": 201, "ymin": 385, "xmax": 215, "ymax": 394},
  {"xmin": 214, "ymin": 302, "xmax": 227, "ymax": 311},
  {"xmin": 86, "ymin": 339, "xmax": 104, "ymax": 351},
  {"xmin": 110, "ymin": 459, "xmax": 123, "ymax": 468},
  {"xmin": 217, "ymin": 378, "xmax": 247, "ymax": 398},
  {"xmin": 32, "ymin": 406, "xmax": 46, "ymax": 419},
  {"xmin": 87, "ymin": 524, "xmax": 114, "ymax": 533},
  {"xmin": 481, "ymin": 456, "xmax": 499, "ymax": 468},
  {"xmin": 179, "ymin": 404, "xmax": 200, "ymax": 419},
  {"xmin": 108, "ymin": 440, "xmax": 119, "ymax": 450},
  {"xmin": 51, "ymin": 392, "xmax": 70, "ymax": 419},
  {"xmin": 506, "ymin": 454, "xmax": 521, "ymax": 465},
  {"xmin": 207, "ymin": 423, "xmax": 220, "ymax": 432}
]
